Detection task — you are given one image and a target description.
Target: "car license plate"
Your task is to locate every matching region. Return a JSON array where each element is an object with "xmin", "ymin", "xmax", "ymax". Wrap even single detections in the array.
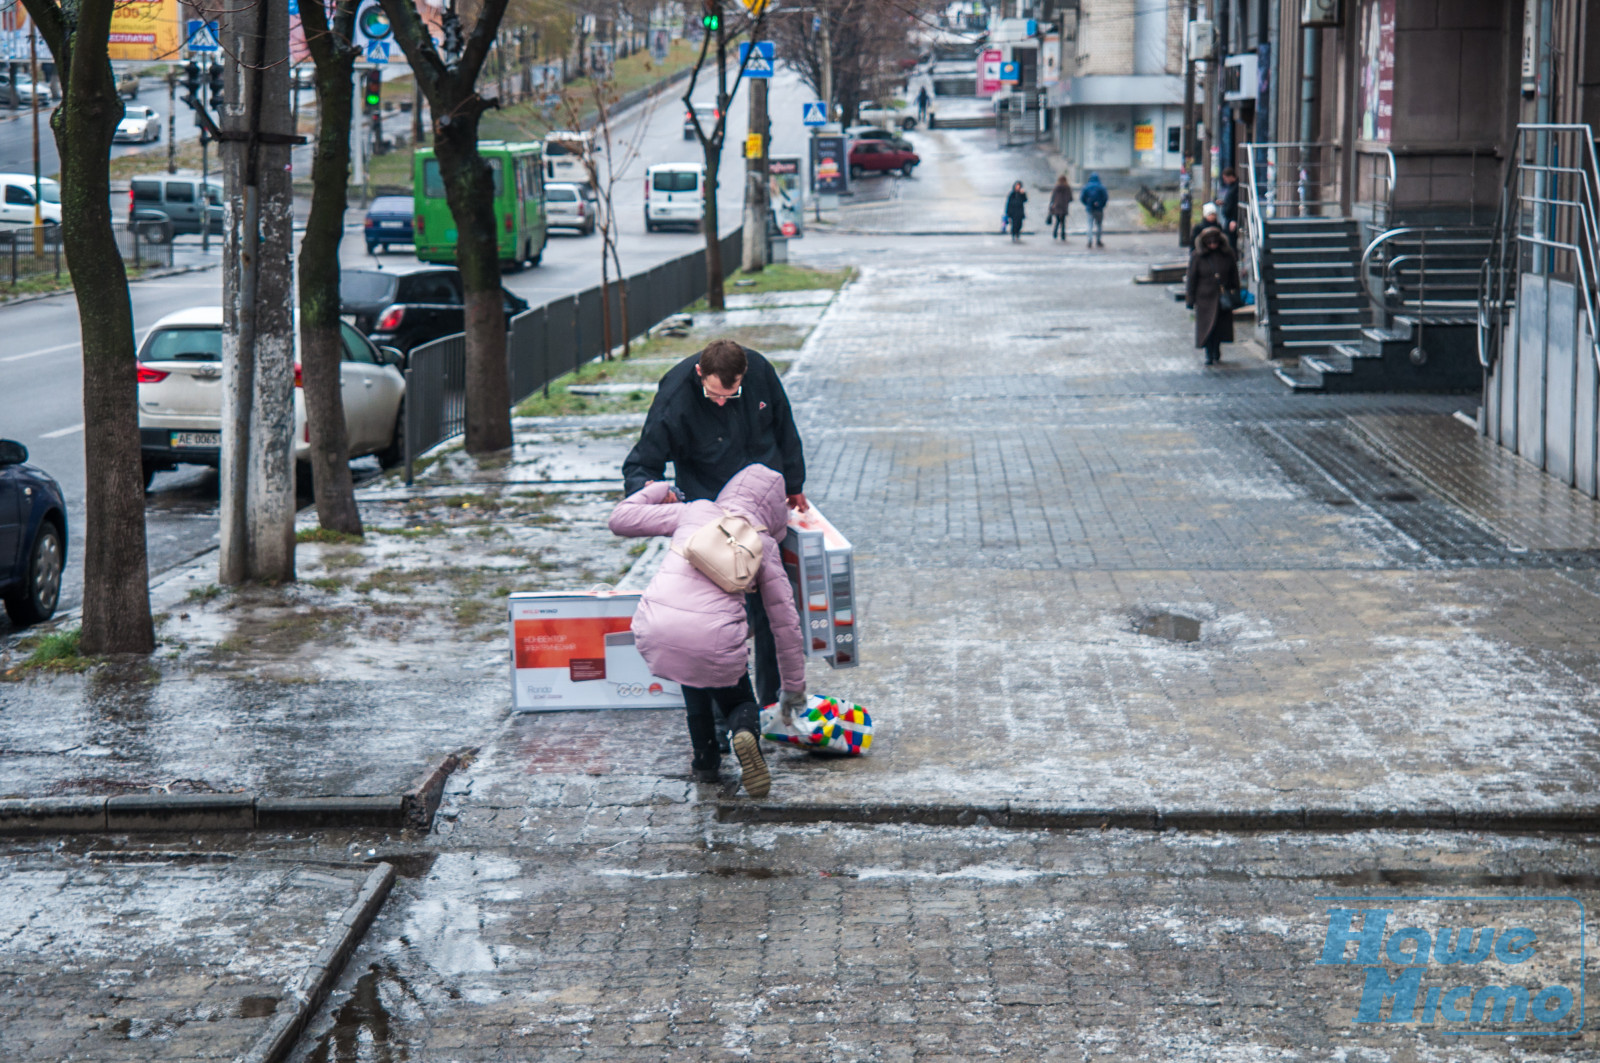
[
  {"xmin": 170, "ymin": 431, "xmax": 219, "ymax": 448},
  {"xmin": 381, "ymin": 221, "xmax": 404, "ymax": 228}
]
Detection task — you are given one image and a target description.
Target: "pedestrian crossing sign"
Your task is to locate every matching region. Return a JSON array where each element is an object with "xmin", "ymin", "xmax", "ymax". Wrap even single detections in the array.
[
  {"xmin": 802, "ymin": 101, "xmax": 827, "ymax": 126},
  {"xmin": 365, "ymin": 39, "xmax": 391, "ymax": 64},
  {"xmin": 738, "ymin": 41, "xmax": 774, "ymax": 79}
]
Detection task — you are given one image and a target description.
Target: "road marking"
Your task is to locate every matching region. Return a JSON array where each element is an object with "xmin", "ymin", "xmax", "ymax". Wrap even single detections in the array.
[
  {"xmin": 2, "ymin": 340, "xmax": 79, "ymax": 363},
  {"xmin": 40, "ymin": 422, "xmax": 84, "ymax": 439}
]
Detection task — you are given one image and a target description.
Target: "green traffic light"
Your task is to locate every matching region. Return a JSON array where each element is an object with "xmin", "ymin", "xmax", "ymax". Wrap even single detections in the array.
[{"xmin": 702, "ymin": 14, "xmax": 720, "ymax": 29}]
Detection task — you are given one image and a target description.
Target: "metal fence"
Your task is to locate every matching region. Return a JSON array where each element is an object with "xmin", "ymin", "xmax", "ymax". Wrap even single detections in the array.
[
  {"xmin": 404, "ymin": 226, "xmax": 743, "ymax": 483},
  {"xmin": 0, "ymin": 222, "xmax": 174, "ymax": 290}
]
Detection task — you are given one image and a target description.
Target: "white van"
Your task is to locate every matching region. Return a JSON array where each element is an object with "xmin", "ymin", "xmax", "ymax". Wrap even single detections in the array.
[
  {"xmin": 644, "ymin": 163, "xmax": 705, "ymax": 232},
  {"xmin": 543, "ymin": 130, "xmax": 596, "ymax": 186},
  {"xmin": 0, "ymin": 174, "xmax": 61, "ymax": 233}
]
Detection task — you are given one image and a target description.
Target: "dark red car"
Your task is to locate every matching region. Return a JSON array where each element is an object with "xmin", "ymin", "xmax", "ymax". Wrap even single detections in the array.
[{"xmin": 848, "ymin": 138, "xmax": 919, "ymax": 178}]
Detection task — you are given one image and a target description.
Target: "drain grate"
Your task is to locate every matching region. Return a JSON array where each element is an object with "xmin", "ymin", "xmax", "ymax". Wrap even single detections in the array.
[{"xmin": 1136, "ymin": 611, "xmax": 1202, "ymax": 642}]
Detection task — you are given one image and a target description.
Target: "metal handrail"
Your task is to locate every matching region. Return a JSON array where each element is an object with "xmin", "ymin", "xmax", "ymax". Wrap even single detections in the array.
[
  {"xmin": 1241, "ymin": 142, "xmax": 1344, "ymax": 330},
  {"xmin": 1479, "ymin": 124, "xmax": 1600, "ymax": 371},
  {"xmin": 1359, "ymin": 226, "xmax": 1495, "ymax": 318}
]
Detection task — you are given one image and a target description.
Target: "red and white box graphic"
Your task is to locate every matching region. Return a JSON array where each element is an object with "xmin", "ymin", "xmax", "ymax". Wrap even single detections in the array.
[{"xmin": 508, "ymin": 591, "xmax": 685, "ymax": 711}]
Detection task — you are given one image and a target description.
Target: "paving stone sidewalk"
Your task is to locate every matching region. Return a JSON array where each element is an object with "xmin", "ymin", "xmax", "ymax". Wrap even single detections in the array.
[{"xmin": 0, "ymin": 852, "xmax": 388, "ymax": 1062}]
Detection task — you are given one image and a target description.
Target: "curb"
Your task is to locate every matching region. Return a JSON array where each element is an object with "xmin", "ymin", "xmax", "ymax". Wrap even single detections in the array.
[
  {"xmin": 714, "ymin": 801, "xmax": 1600, "ymax": 834},
  {"xmin": 0, "ymin": 260, "xmax": 216, "ymax": 309},
  {"xmin": 0, "ymin": 749, "xmax": 474, "ymax": 835},
  {"xmin": 237, "ymin": 861, "xmax": 395, "ymax": 1063}
]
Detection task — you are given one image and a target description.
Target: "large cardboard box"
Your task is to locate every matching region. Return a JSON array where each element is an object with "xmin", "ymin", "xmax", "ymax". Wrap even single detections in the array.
[
  {"xmin": 781, "ymin": 504, "xmax": 859, "ymax": 669},
  {"xmin": 508, "ymin": 591, "xmax": 685, "ymax": 711}
]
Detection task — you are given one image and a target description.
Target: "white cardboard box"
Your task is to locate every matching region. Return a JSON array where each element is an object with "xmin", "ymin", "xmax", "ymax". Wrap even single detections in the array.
[
  {"xmin": 781, "ymin": 503, "xmax": 859, "ymax": 669},
  {"xmin": 508, "ymin": 591, "xmax": 685, "ymax": 712}
]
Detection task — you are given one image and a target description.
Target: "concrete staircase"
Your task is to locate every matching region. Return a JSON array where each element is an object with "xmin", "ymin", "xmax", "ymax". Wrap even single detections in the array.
[
  {"xmin": 1259, "ymin": 217, "xmax": 1368, "ymax": 361},
  {"xmin": 1274, "ymin": 316, "xmax": 1482, "ymax": 392}
]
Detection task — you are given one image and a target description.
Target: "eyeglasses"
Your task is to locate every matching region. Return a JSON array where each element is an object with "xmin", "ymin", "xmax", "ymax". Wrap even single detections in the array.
[{"xmin": 702, "ymin": 382, "xmax": 742, "ymax": 401}]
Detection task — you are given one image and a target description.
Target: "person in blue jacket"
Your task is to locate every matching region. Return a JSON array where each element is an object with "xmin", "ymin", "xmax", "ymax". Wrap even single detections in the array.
[{"xmin": 1080, "ymin": 172, "xmax": 1108, "ymax": 248}]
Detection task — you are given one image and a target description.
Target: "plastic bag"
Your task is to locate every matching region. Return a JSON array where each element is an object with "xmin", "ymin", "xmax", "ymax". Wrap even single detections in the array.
[{"xmin": 761, "ymin": 694, "xmax": 873, "ymax": 756}]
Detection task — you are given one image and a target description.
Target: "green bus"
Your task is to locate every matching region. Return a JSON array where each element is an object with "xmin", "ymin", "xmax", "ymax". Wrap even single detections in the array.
[{"xmin": 413, "ymin": 141, "xmax": 548, "ymax": 269}]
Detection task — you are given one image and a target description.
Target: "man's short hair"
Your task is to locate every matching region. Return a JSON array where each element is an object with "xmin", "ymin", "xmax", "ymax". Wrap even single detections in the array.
[
  {"xmin": 699, "ymin": 339, "xmax": 747, "ymax": 388},
  {"xmin": 1222, "ymin": 167, "xmax": 1237, "ymax": 180}
]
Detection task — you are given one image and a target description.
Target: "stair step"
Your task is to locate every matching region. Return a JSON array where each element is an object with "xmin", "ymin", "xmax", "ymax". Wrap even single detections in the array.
[
  {"xmin": 1329, "ymin": 342, "xmax": 1382, "ymax": 361},
  {"xmin": 1270, "ymin": 244, "xmax": 1357, "ymax": 253},
  {"xmin": 1274, "ymin": 365, "xmax": 1326, "ymax": 391},
  {"xmin": 1302, "ymin": 352, "xmax": 1352, "ymax": 374},
  {"xmin": 1270, "ymin": 261, "xmax": 1357, "ymax": 271},
  {"xmin": 1362, "ymin": 326, "xmax": 1412, "ymax": 343},
  {"xmin": 1274, "ymin": 307, "xmax": 1364, "ymax": 317},
  {"xmin": 1272, "ymin": 291, "xmax": 1367, "ymax": 303},
  {"xmin": 1276, "ymin": 323, "xmax": 1365, "ymax": 334}
]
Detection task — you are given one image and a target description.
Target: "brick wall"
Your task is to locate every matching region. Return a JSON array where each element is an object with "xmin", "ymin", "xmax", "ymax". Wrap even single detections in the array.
[{"xmin": 1075, "ymin": 0, "xmax": 1136, "ymax": 76}]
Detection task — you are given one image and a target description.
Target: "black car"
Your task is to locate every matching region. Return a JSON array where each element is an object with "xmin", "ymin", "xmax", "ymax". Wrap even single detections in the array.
[
  {"xmin": 364, "ymin": 195, "xmax": 414, "ymax": 254},
  {"xmin": 0, "ymin": 439, "xmax": 66, "ymax": 627},
  {"xmin": 339, "ymin": 267, "xmax": 530, "ymax": 355}
]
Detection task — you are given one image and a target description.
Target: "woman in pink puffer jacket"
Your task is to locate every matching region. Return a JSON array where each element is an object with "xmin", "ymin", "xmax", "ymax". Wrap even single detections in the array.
[{"xmin": 608, "ymin": 463, "xmax": 807, "ymax": 796}]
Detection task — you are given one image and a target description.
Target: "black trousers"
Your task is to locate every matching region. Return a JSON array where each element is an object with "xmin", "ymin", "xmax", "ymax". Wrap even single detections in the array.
[
  {"xmin": 1009, "ymin": 215, "xmax": 1023, "ymax": 241},
  {"xmin": 1051, "ymin": 213, "xmax": 1067, "ymax": 239},
  {"xmin": 683, "ymin": 674, "xmax": 760, "ymax": 770}
]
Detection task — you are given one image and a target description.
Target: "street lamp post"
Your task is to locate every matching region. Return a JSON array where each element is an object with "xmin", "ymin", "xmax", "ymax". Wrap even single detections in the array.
[{"xmin": 30, "ymin": 24, "xmax": 41, "ymax": 258}]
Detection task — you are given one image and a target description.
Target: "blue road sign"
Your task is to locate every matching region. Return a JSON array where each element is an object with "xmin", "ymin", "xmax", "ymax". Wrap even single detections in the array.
[
  {"xmin": 365, "ymin": 40, "xmax": 392, "ymax": 64},
  {"xmin": 1000, "ymin": 61, "xmax": 1020, "ymax": 81},
  {"xmin": 801, "ymin": 101, "xmax": 827, "ymax": 126},
  {"xmin": 738, "ymin": 41, "xmax": 774, "ymax": 78},
  {"xmin": 186, "ymin": 19, "xmax": 219, "ymax": 52}
]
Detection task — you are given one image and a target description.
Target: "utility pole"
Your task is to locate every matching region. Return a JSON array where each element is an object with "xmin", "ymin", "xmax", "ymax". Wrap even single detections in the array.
[
  {"xmin": 219, "ymin": 0, "xmax": 297, "ymax": 584},
  {"xmin": 29, "ymin": 25, "xmax": 41, "ymax": 258},
  {"xmin": 1179, "ymin": 0, "xmax": 1197, "ymax": 248},
  {"xmin": 741, "ymin": 15, "xmax": 769, "ymax": 271},
  {"xmin": 166, "ymin": 69, "xmax": 177, "ymax": 173},
  {"xmin": 1201, "ymin": 3, "xmax": 1216, "ymax": 207},
  {"xmin": 819, "ymin": 14, "xmax": 832, "ymax": 122}
]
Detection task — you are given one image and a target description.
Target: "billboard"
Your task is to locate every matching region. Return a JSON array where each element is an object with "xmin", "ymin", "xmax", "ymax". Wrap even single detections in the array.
[
  {"xmin": 108, "ymin": 0, "xmax": 182, "ymax": 62},
  {"xmin": 811, "ymin": 134, "xmax": 847, "ymax": 195}
]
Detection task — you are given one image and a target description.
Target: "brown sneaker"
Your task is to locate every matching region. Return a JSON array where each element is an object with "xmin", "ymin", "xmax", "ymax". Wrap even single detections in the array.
[{"xmin": 731, "ymin": 730, "xmax": 770, "ymax": 799}]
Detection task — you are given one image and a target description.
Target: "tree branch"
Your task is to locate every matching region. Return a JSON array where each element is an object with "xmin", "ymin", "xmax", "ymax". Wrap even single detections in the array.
[{"xmin": 18, "ymin": 0, "xmax": 68, "ymax": 67}]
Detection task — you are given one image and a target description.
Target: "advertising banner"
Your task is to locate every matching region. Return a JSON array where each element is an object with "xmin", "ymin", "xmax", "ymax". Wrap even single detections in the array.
[
  {"xmin": 108, "ymin": 0, "xmax": 182, "ymax": 62},
  {"xmin": 978, "ymin": 47, "xmax": 1003, "ymax": 96},
  {"xmin": 769, "ymin": 155, "xmax": 803, "ymax": 237},
  {"xmin": 811, "ymin": 134, "xmax": 847, "ymax": 195},
  {"xmin": 508, "ymin": 591, "xmax": 684, "ymax": 712}
]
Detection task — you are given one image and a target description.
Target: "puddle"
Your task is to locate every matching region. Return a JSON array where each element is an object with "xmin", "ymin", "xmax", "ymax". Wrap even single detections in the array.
[
  {"xmin": 238, "ymin": 995, "xmax": 279, "ymax": 1018},
  {"xmin": 1135, "ymin": 611, "xmax": 1202, "ymax": 643},
  {"xmin": 305, "ymin": 963, "xmax": 399, "ymax": 1063},
  {"xmin": 367, "ymin": 851, "xmax": 440, "ymax": 879}
]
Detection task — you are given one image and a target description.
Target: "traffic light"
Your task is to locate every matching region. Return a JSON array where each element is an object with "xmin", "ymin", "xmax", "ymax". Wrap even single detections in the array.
[
  {"xmin": 183, "ymin": 61, "xmax": 200, "ymax": 93},
  {"xmin": 701, "ymin": 0, "xmax": 720, "ymax": 31},
  {"xmin": 363, "ymin": 69, "xmax": 382, "ymax": 112},
  {"xmin": 207, "ymin": 62, "xmax": 223, "ymax": 106}
]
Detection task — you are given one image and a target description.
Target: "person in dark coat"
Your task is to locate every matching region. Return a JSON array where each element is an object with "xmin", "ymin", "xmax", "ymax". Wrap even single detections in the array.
[
  {"xmin": 1080, "ymin": 172, "xmax": 1108, "ymax": 247},
  {"xmin": 1004, "ymin": 181, "xmax": 1027, "ymax": 242},
  {"xmin": 1185, "ymin": 226, "xmax": 1241, "ymax": 366},
  {"xmin": 1217, "ymin": 167, "xmax": 1240, "ymax": 249},
  {"xmin": 1047, "ymin": 174, "xmax": 1071, "ymax": 241},
  {"xmin": 1192, "ymin": 202, "xmax": 1223, "ymax": 248},
  {"xmin": 623, "ymin": 338, "xmax": 807, "ymax": 714}
]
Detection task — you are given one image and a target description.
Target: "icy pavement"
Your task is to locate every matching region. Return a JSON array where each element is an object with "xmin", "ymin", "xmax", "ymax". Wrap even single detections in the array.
[{"xmin": 0, "ymin": 851, "xmax": 386, "ymax": 1061}]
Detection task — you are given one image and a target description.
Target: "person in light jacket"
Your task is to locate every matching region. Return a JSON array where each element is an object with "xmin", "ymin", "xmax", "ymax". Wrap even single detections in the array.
[
  {"xmin": 609, "ymin": 463, "xmax": 807, "ymax": 797},
  {"xmin": 1185, "ymin": 226, "xmax": 1241, "ymax": 366}
]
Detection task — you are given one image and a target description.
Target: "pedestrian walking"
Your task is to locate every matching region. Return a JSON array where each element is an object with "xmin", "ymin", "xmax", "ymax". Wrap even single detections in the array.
[
  {"xmin": 1185, "ymin": 227, "xmax": 1241, "ymax": 366},
  {"xmin": 622, "ymin": 338, "xmax": 807, "ymax": 725},
  {"xmin": 916, "ymin": 85, "xmax": 930, "ymax": 126},
  {"xmin": 609, "ymin": 464, "xmax": 808, "ymax": 796},
  {"xmin": 1193, "ymin": 202, "xmax": 1223, "ymax": 247},
  {"xmin": 1005, "ymin": 181, "xmax": 1027, "ymax": 243},
  {"xmin": 1047, "ymin": 174, "xmax": 1071, "ymax": 241},
  {"xmin": 1080, "ymin": 172, "xmax": 1108, "ymax": 247}
]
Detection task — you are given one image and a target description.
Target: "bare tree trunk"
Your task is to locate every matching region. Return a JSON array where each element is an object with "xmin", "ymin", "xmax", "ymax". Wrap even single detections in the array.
[
  {"xmin": 21, "ymin": 0, "xmax": 154, "ymax": 653},
  {"xmin": 298, "ymin": 0, "xmax": 363, "ymax": 537},
  {"xmin": 382, "ymin": 0, "xmax": 515, "ymax": 455}
]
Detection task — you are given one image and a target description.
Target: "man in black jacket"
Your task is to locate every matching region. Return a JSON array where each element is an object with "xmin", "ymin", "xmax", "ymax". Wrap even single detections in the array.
[{"xmin": 623, "ymin": 338, "xmax": 807, "ymax": 710}]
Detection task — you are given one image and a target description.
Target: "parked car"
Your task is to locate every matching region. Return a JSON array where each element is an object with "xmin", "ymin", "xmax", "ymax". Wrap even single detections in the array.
[
  {"xmin": 845, "ymin": 126, "xmax": 913, "ymax": 151},
  {"xmin": 0, "ymin": 439, "xmax": 66, "ymax": 627},
  {"xmin": 683, "ymin": 102, "xmax": 718, "ymax": 140},
  {"xmin": 0, "ymin": 73, "xmax": 51, "ymax": 108},
  {"xmin": 848, "ymin": 139, "xmax": 919, "ymax": 178},
  {"xmin": 644, "ymin": 163, "xmax": 705, "ymax": 231},
  {"xmin": 115, "ymin": 104, "xmax": 160, "ymax": 143},
  {"xmin": 545, "ymin": 181, "xmax": 598, "ymax": 235},
  {"xmin": 117, "ymin": 71, "xmax": 141, "ymax": 99},
  {"xmin": 338, "ymin": 267, "xmax": 530, "ymax": 355},
  {"xmin": 0, "ymin": 174, "xmax": 61, "ymax": 237},
  {"xmin": 363, "ymin": 195, "xmax": 413, "ymax": 254},
  {"xmin": 857, "ymin": 102, "xmax": 916, "ymax": 130},
  {"xmin": 129, "ymin": 175, "xmax": 222, "ymax": 239},
  {"xmin": 136, "ymin": 307, "xmax": 407, "ymax": 485}
]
